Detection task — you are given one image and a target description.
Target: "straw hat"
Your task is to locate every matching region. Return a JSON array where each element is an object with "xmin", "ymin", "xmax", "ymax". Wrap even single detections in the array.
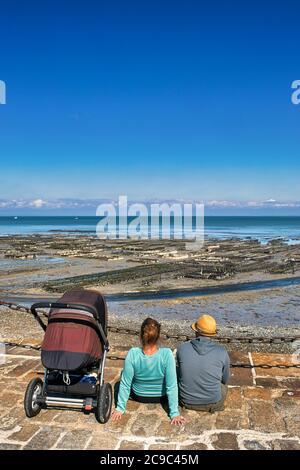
[{"xmin": 191, "ymin": 314, "xmax": 217, "ymax": 336}]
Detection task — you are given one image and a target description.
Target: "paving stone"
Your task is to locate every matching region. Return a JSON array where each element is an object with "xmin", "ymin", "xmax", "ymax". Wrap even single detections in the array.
[
  {"xmin": 249, "ymin": 401, "xmax": 286, "ymax": 433},
  {"xmin": 229, "ymin": 352, "xmax": 250, "ymax": 364},
  {"xmin": 183, "ymin": 411, "xmax": 217, "ymax": 435},
  {"xmin": 243, "ymin": 440, "xmax": 269, "ymax": 450},
  {"xmin": 12, "ymin": 349, "xmax": 40, "ymax": 357},
  {"xmin": 55, "ymin": 429, "xmax": 90, "ymax": 449},
  {"xmin": 30, "ymin": 409, "xmax": 59, "ymax": 424},
  {"xmin": 149, "ymin": 444, "xmax": 177, "ymax": 450},
  {"xmin": 4, "ymin": 346, "xmax": 19, "ymax": 354},
  {"xmin": 180, "ymin": 442, "xmax": 208, "ymax": 450},
  {"xmin": 252, "ymin": 353, "xmax": 300, "ymax": 378},
  {"xmin": 1, "ymin": 378, "xmax": 29, "ymax": 394},
  {"xmin": 230, "ymin": 368, "xmax": 253, "ymax": 386},
  {"xmin": 1, "ymin": 347, "xmax": 299, "ymax": 451},
  {"xmin": 229, "ymin": 352, "xmax": 252, "ymax": 386},
  {"xmin": 52, "ymin": 410, "xmax": 82, "ymax": 425},
  {"xmin": 256, "ymin": 369, "xmax": 300, "ymax": 378},
  {"xmin": 24, "ymin": 425, "xmax": 64, "ymax": 450},
  {"xmin": 8, "ymin": 424, "xmax": 40, "ymax": 442},
  {"xmin": 243, "ymin": 387, "xmax": 273, "ymax": 400},
  {"xmin": 0, "ymin": 408, "xmax": 25, "ymax": 431},
  {"xmin": 6, "ymin": 360, "xmax": 39, "ymax": 378},
  {"xmin": 281, "ymin": 390, "xmax": 300, "ymax": 398},
  {"xmin": 104, "ymin": 369, "xmax": 120, "ymax": 383},
  {"xmin": 0, "ymin": 380, "xmax": 8, "ymax": 389},
  {"xmin": 119, "ymin": 440, "xmax": 145, "ymax": 450},
  {"xmin": 216, "ymin": 410, "xmax": 248, "ymax": 430},
  {"xmin": 274, "ymin": 398, "xmax": 300, "ymax": 435},
  {"xmin": 126, "ymin": 400, "xmax": 142, "ymax": 412},
  {"xmin": 131, "ymin": 413, "xmax": 160, "ymax": 437},
  {"xmin": 19, "ymin": 338, "xmax": 42, "ymax": 347},
  {"xmin": 105, "ymin": 411, "xmax": 132, "ymax": 433},
  {"xmin": 87, "ymin": 433, "xmax": 120, "ymax": 450},
  {"xmin": 0, "ymin": 364, "xmax": 20, "ymax": 378},
  {"xmin": 256, "ymin": 377, "xmax": 279, "ymax": 388},
  {"xmin": 252, "ymin": 353, "xmax": 295, "ymax": 366},
  {"xmin": 279, "ymin": 378, "xmax": 300, "ymax": 390},
  {"xmin": 82, "ymin": 411, "xmax": 104, "ymax": 427},
  {"xmin": 211, "ymin": 432, "xmax": 239, "ymax": 450},
  {"xmin": 145, "ymin": 403, "xmax": 160, "ymax": 411},
  {"xmin": 272, "ymin": 439, "xmax": 300, "ymax": 450},
  {"xmin": 0, "ymin": 391, "xmax": 23, "ymax": 408},
  {"xmin": 22, "ymin": 371, "xmax": 43, "ymax": 381},
  {"xmin": 226, "ymin": 387, "xmax": 243, "ymax": 409},
  {"xmin": 0, "ymin": 376, "xmax": 26, "ymax": 388},
  {"xmin": 0, "ymin": 443, "xmax": 22, "ymax": 449},
  {"xmin": 155, "ymin": 419, "xmax": 188, "ymax": 438},
  {"xmin": 105, "ymin": 359, "xmax": 125, "ymax": 368}
]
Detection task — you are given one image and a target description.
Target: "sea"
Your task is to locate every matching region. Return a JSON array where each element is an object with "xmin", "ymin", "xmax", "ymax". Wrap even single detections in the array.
[{"xmin": 0, "ymin": 216, "xmax": 300, "ymax": 244}]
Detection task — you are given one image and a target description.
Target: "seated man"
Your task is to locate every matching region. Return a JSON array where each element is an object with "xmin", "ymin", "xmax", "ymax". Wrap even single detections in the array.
[{"xmin": 176, "ymin": 314, "xmax": 230, "ymax": 412}]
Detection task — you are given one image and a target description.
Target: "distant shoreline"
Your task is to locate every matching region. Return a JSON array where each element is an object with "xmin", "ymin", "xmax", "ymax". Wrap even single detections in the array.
[{"xmin": 0, "ymin": 231, "xmax": 300, "ymax": 246}]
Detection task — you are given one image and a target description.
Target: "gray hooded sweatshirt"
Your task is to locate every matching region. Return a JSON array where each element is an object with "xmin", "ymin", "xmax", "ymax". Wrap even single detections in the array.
[{"xmin": 176, "ymin": 337, "xmax": 230, "ymax": 405}]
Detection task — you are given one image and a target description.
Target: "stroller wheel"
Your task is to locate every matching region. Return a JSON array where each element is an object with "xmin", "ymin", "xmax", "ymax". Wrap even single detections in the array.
[
  {"xmin": 24, "ymin": 377, "xmax": 43, "ymax": 418},
  {"xmin": 95, "ymin": 383, "xmax": 112, "ymax": 424}
]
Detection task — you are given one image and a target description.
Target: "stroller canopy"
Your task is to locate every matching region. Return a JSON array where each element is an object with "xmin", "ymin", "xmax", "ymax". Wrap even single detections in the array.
[
  {"xmin": 41, "ymin": 288, "xmax": 108, "ymax": 371},
  {"xmin": 56, "ymin": 288, "xmax": 107, "ymax": 334}
]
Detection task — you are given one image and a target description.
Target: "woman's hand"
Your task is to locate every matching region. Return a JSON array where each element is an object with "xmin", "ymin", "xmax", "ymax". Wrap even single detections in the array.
[
  {"xmin": 171, "ymin": 415, "xmax": 186, "ymax": 426},
  {"xmin": 111, "ymin": 410, "xmax": 123, "ymax": 421}
]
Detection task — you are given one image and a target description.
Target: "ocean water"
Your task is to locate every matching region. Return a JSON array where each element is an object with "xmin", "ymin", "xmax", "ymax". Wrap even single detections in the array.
[{"xmin": 0, "ymin": 216, "xmax": 299, "ymax": 243}]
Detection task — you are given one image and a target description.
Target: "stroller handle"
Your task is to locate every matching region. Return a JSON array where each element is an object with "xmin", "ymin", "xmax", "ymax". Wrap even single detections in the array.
[{"xmin": 31, "ymin": 302, "xmax": 109, "ymax": 349}]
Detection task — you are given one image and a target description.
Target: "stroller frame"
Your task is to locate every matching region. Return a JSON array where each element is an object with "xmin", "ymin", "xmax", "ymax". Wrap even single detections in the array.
[{"xmin": 24, "ymin": 295, "xmax": 113, "ymax": 424}]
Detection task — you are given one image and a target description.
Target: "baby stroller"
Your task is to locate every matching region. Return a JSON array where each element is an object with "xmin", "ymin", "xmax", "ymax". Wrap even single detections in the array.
[{"xmin": 24, "ymin": 288, "xmax": 112, "ymax": 423}]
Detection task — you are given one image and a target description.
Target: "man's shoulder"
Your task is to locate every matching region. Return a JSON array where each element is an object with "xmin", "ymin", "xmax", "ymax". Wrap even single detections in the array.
[
  {"xmin": 212, "ymin": 342, "xmax": 229, "ymax": 358},
  {"xmin": 177, "ymin": 341, "xmax": 193, "ymax": 354}
]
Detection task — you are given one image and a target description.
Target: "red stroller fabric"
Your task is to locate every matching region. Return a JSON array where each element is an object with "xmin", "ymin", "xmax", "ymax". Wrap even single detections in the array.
[{"xmin": 41, "ymin": 289, "xmax": 107, "ymax": 371}]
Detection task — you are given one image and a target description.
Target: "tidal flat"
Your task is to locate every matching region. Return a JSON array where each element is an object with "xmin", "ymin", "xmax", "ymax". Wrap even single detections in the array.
[{"xmin": 0, "ymin": 234, "xmax": 299, "ymax": 352}]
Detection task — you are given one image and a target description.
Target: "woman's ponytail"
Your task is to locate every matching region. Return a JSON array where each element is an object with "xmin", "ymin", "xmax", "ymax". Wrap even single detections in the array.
[{"xmin": 140, "ymin": 318, "xmax": 161, "ymax": 346}]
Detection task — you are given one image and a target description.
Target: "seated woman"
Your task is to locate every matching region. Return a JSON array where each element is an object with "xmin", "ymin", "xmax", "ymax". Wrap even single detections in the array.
[{"xmin": 112, "ymin": 317, "xmax": 186, "ymax": 425}]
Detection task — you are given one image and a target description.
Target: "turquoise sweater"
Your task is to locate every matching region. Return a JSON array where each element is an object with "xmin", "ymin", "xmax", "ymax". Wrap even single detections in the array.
[{"xmin": 116, "ymin": 347, "xmax": 180, "ymax": 418}]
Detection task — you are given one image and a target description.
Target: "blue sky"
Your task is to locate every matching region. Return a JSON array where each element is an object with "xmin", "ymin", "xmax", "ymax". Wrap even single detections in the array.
[{"xmin": 0, "ymin": 1, "xmax": 300, "ymax": 211}]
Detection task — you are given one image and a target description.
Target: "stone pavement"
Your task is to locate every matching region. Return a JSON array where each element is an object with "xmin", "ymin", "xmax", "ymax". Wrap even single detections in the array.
[{"xmin": 0, "ymin": 342, "xmax": 299, "ymax": 450}]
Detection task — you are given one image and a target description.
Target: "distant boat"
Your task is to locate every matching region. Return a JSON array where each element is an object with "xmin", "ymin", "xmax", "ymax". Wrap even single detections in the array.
[
  {"xmin": 14, "ymin": 217, "xmax": 18, "ymax": 220},
  {"xmin": 75, "ymin": 217, "xmax": 79, "ymax": 220}
]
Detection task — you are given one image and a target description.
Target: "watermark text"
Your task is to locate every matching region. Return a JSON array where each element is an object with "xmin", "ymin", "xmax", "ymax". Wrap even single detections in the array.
[
  {"xmin": 0, "ymin": 80, "xmax": 6, "ymax": 104},
  {"xmin": 96, "ymin": 196, "xmax": 204, "ymax": 251},
  {"xmin": 291, "ymin": 80, "xmax": 300, "ymax": 105}
]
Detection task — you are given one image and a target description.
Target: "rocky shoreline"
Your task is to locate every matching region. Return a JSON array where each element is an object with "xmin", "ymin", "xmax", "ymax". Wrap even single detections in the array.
[{"xmin": 0, "ymin": 305, "xmax": 299, "ymax": 354}]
